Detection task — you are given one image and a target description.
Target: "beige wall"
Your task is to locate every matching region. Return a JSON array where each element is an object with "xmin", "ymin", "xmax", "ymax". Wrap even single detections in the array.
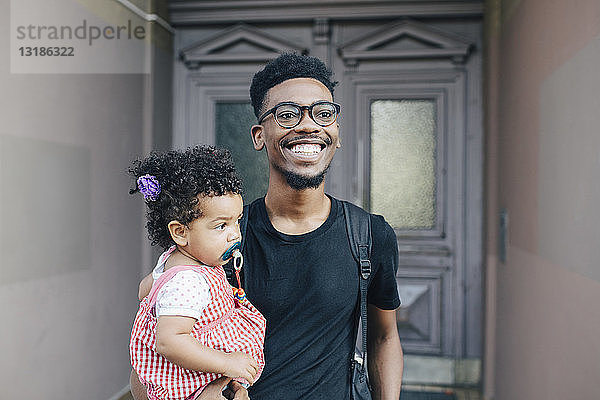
[
  {"xmin": 485, "ymin": 0, "xmax": 600, "ymax": 398},
  {"xmin": 0, "ymin": 0, "xmax": 172, "ymax": 399}
]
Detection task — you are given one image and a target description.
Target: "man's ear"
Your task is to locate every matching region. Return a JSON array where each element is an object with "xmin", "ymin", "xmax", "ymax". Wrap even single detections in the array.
[
  {"xmin": 168, "ymin": 220, "xmax": 188, "ymax": 246},
  {"xmin": 251, "ymin": 125, "xmax": 265, "ymax": 151}
]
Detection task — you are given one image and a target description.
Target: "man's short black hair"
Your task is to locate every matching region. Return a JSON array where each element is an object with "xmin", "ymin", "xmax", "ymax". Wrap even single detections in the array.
[{"xmin": 249, "ymin": 52, "xmax": 338, "ymax": 118}]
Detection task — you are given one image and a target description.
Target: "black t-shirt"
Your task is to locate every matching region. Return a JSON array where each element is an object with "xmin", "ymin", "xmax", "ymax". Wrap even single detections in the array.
[{"xmin": 243, "ymin": 196, "xmax": 400, "ymax": 400}]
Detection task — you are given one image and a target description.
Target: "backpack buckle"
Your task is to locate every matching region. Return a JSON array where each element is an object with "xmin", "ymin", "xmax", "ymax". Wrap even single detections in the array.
[{"xmin": 360, "ymin": 259, "xmax": 371, "ymax": 280}]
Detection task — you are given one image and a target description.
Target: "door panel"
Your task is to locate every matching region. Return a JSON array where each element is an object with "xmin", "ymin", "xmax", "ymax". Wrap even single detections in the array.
[
  {"xmin": 341, "ymin": 67, "xmax": 467, "ymax": 357},
  {"xmin": 370, "ymin": 99, "xmax": 437, "ymax": 230},
  {"xmin": 215, "ymin": 102, "xmax": 269, "ymax": 203}
]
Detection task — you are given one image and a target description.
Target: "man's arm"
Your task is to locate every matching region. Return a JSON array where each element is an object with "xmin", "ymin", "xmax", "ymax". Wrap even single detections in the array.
[{"xmin": 366, "ymin": 305, "xmax": 403, "ymax": 400}]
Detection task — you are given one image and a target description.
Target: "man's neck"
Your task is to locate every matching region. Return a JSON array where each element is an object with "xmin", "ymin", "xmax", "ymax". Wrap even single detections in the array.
[{"xmin": 264, "ymin": 175, "xmax": 331, "ymax": 235}]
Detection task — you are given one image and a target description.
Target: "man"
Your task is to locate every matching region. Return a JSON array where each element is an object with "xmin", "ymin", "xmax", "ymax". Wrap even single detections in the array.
[{"xmin": 131, "ymin": 53, "xmax": 403, "ymax": 400}]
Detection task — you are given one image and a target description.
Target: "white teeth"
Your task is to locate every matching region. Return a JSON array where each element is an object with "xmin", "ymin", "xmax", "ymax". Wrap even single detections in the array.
[{"xmin": 290, "ymin": 143, "xmax": 321, "ymax": 154}]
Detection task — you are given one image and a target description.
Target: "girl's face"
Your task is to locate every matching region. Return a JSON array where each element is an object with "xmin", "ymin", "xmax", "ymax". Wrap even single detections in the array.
[{"xmin": 183, "ymin": 193, "xmax": 243, "ymax": 266}]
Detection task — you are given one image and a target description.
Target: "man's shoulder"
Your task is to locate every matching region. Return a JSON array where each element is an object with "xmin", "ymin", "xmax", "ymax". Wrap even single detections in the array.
[
  {"xmin": 245, "ymin": 197, "xmax": 264, "ymax": 220},
  {"xmin": 246, "ymin": 197, "xmax": 263, "ymax": 209},
  {"xmin": 330, "ymin": 196, "xmax": 394, "ymax": 233}
]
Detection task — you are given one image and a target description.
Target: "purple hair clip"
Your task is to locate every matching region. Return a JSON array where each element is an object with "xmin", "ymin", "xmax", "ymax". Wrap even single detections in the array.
[{"xmin": 137, "ymin": 174, "xmax": 161, "ymax": 201}]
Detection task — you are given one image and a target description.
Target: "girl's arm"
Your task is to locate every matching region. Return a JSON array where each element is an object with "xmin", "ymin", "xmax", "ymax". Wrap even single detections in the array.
[
  {"xmin": 138, "ymin": 273, "xmax": 153, "ymax": 300},
  {"xmin": 156, "ymin": 315, "xmax": 260, "ymax": 384}
]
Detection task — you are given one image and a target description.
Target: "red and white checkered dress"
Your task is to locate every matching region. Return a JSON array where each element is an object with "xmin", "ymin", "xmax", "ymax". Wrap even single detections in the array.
[{"xmin": 130, "ymin": 260, "xmax": 266, "ymax": 400}]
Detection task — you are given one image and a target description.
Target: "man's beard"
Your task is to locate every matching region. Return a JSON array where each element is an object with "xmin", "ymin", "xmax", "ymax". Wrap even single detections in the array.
[{"xmin": 274, "ymin": 163, "xmax": 330, "ymax": 190}]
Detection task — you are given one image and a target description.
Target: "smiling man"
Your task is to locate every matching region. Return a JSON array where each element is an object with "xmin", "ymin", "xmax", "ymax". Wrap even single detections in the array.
[
  {"xmin": 131, "ymin": 53, "xmax": 403, "ymax": 400},
  {"xmin": 240, "ymin": 53, "xmax": 404, "ymax": 399}
]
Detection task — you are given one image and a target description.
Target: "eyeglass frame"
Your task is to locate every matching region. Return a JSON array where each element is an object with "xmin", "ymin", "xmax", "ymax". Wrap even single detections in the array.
[{"xmin": 257, "ymin": 101, "xmax": 341, "ymax": 128}]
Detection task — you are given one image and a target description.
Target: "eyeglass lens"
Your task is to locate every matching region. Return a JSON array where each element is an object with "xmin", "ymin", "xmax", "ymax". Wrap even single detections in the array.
[{"xmin": 274, "ymin": 102, "xmax": 337, "ymax": 127}]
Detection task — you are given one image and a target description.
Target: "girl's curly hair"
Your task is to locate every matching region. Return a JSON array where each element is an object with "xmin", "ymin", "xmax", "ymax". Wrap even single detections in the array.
[{"xmin": 128, "ymin": 145, "xmax": 242, "ymax": 249}]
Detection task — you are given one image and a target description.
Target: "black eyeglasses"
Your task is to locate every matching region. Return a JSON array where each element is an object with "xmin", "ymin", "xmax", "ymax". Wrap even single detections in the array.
[{"xmin": 258, "ymin": 101, "xmax": 341, "ymax": 128}]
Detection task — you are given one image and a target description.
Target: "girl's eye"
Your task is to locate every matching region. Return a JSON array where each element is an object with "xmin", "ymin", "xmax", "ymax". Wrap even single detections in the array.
[{"xmin": 216, "ymin": 223, "xmax": 226, "ymax": 230}]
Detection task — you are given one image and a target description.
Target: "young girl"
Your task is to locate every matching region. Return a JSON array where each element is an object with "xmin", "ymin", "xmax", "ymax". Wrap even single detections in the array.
[{"xmin": 129, "ymin": 145, "xmax": 266, "ymax": 400}]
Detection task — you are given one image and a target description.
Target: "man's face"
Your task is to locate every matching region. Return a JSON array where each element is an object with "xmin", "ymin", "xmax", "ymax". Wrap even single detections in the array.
[{"xmin": 251, "ymin": 78, "xmax": 340, "ymax": 189}]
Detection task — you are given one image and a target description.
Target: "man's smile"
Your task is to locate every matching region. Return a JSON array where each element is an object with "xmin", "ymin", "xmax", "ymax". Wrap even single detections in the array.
[
  {"xmin": 280, "ymin": 135, "xmax": 331, "ymax": 161},
  {"xmin": 290, "ymin": 143, "xmax": 322, "ymax": 155},
  {"xmin": 283, "ymin": 144, "xmax": 323, "ymax": 161}
]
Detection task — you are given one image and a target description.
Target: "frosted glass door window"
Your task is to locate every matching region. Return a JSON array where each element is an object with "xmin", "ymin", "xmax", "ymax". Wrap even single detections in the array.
[
  {"xmin": 215, "ymin": 102, "xmax": 268, "ymax": 203},
  {"xmin": 370, "ymin": 100, "xmax": 437, "ymax": 230}
]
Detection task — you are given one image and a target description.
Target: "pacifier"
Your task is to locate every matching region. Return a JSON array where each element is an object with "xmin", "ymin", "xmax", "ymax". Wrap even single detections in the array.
[
  {"xmin": 221, "ymin": 242, "xmax": 241, "ymax": 261},
  {"xmin": 223, "ymin": 242, "xmax": 246, "ymax": 305}
]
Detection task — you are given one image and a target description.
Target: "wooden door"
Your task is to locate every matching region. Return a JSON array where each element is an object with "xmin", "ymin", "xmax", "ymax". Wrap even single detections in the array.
[{"xmin": 170, "ymin": 1, "xmax": 483, "ymax": 386}]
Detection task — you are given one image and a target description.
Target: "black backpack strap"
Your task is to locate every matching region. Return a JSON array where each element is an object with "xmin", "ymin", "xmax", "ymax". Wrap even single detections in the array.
[
  {"xmin": 342, "ymin": 200, "xmax": 372, "ymax": 374},
  {"xmin": 224, "ymin": 204, "xmax": 250, "ymax": 286},
  {"xmin": 240, "ymin": 204, "xmax": 250, "ymax": 252},
  {"xmin": 342, "ymin": 201, "xmax": 372, "ymax": 279}
]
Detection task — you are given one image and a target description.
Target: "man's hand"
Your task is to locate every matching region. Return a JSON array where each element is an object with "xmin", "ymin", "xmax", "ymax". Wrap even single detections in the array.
[
  {"xmin": 222, "ymin": 379, "xmax": 250, "ymax": 400},
  {"xmin": 130, "ymin": 369, "xmax": 148, "ymax": 400},
  {"xmin": 195, "ymin": 377, "xmax": 230, "ymax": 399},
  {"xmin": 197, "ymin": 377, "xmax": 250, "ymax": 400},
  {"xmin": 130, "ymin": 370, "xmax": 250, "ymax": 400}
]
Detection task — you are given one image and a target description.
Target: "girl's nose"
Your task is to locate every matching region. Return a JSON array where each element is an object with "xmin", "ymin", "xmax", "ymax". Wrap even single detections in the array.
[{"xmin": 229, "ymin": 226, "xmax": 241, "ymax": 242}]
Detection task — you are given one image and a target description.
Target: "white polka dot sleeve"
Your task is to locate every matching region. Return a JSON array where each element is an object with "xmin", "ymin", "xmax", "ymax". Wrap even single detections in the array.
[{"xmin": 155, "ymin": 270, "xmax": 211, "ymax": 320}]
